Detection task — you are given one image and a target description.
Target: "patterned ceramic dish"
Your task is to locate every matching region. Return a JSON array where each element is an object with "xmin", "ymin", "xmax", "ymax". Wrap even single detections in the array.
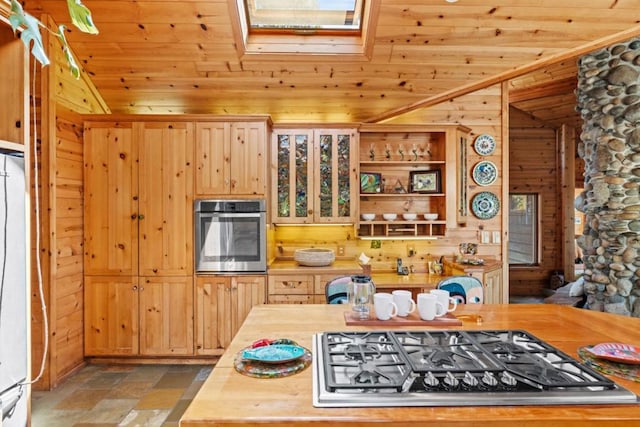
[
  {"xmin": 586, "ymin": 343, "xmax": 640, "ymax": 365},
  {"xmin": 473, "ymin": 134, "xmax": 496, "ymax": 156},
  {"xmin": 472, "ymin": 160, "xmax": 498, "ymax": 186},
  {"xmin": 471, "ymin": 191, "xmax": 500, "ymax": 220},
  {"xmin": 241, "ymin": 344, "xmax": 306, "ymax": 364}
]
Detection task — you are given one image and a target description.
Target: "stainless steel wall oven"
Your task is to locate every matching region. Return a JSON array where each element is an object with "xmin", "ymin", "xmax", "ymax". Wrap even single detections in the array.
[{"xmin": 194, "ymin": 199, "xmax": 266, "ymax": 273}]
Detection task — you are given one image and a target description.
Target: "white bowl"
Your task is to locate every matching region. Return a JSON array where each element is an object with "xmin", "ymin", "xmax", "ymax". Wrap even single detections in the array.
[
  {"xmin": 424, "ymin": 213, "xmax": 438, "ymax": 221},
  {"xmin": 382, "ymin": 213, "xmax": 397, "ymax": 221},
  {"xmin": 361, "ymin": 213, "xmax": 375, "ymax": 221},
  {"xmin": 402, "ymin": 213, "xmax": 417, "ymax": 221},
  {"xmin": 294, "ymin": 248, "xmax": 335, "ymax": 267}
]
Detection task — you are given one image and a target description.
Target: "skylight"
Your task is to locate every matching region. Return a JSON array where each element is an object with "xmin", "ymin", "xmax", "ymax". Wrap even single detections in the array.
[
  {"xmin": 244, "ymin": 0, "xmax": 363, "ymax": 34},
  {"xmin": 230, "ymin": 0, "xmax": 377, "ymax": 59}
]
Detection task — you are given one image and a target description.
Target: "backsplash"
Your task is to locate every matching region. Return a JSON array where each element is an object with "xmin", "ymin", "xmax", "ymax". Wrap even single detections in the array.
[{"xmin": 271, "ymin": 225, "xmax": 500, "ymax": 273}]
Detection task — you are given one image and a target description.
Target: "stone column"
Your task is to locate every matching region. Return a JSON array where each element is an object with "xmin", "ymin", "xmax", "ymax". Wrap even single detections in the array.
[{"xmin": 576, "ymin": 38, "xmax": 640, "ymax": 317}]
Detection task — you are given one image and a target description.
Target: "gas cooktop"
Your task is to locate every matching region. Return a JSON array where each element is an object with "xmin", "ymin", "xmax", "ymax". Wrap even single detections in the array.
[{"xmin": 312, "ymin": 330, "xmax": 639, "ymax": 407}]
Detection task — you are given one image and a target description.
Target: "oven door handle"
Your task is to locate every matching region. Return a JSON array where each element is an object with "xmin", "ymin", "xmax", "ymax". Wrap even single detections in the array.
[{"xmin": 199, "ymin": 212, "xmax": 263, "ymax": 219}]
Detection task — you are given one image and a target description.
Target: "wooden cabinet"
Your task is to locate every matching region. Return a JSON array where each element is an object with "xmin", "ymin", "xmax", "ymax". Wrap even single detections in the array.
[
  {"xmin": 443, "ymin": 260, "xmax": 503, "ymax": 304},
  {"xmin": 83, "ymin": 120, "xmax": 195, "ymax": 356},
  {"xmin": 195, "ymin": 275, "xmax": 266, "ymax": 355},
  {"xmin": 271, "ymin": 127, "xmax": 358, "ymax": 224},
  {"xmin": 195, "ymin": 119, "xmax": 269, "ymax": 196},
  {"xmin": 482, "ymin": 267, "xmax": 502, "ymax": 305},
  {"xmin": 267, "ymin": 272, "xmax": 358, "ymax": 304},
  {"xmin": 84, "ymin": 121, "xmax": 194, "ymax": 276},
  {"xmin": 84, "ymin": 276, "xmax": 193, "ymax": 356},
  {"xmin": 357, "ymin": 124, "xmax": 470, "ymax": 239}
]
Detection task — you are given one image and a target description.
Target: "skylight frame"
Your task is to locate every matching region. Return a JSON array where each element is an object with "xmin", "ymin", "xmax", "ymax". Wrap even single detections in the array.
[
  {"xmin": 243, "ymin": 0, "xmax": 364, "ymax": 35},
  {"xmin": 229, "ymin": 0, "xmax": 379, "ymax": 60}
]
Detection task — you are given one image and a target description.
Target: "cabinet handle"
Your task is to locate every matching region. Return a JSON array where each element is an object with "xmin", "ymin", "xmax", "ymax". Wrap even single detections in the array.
[
  {"xmin": 132, "ymin": 285, "xmax": 138, "ymax": 291},
  {"xmin": 131, "ymin": 213, "xmax": 137, "ymax": 220},
  {"xmin": 283, "ymin": 281, "xmax": 300, "ymax": 288},
  {"xmin": 138, "ymin": 214, "xmax": 145, "ymax": 220}
]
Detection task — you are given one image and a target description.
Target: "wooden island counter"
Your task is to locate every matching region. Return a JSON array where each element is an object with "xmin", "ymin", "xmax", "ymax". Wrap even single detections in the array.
[{"xmin": 180, "ymin": 304, "xmax": 640, "ymax": 426}]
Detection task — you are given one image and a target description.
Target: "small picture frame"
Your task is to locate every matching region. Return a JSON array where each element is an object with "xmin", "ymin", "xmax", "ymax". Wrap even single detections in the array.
[
  {"xmin": 360, "ymin": 172, "xmax": 382, "ymax": 194},
  {"xmin": 409, "ymin": 170, "xmax": 441, "ymax": 194}
]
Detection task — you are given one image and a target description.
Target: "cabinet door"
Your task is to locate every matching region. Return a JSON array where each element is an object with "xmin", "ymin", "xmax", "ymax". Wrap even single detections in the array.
[
  {"xmin": 139, "ymin": 276, "xmax": 194, "ymax": 356},
  {"xmin": 229, "ymin": 122, "xmax": 267, "ymax": 195},
  {"xmin": 483, "ymin": 268, "xmax": 502, "ymax": 304},
  {"xmin": 84, "ymin": 276, "xmax": 139, "ymax": 356},
  {"xmin": 271, "ymin": 129, "xmax": 315, "ymax": 223},
  {"xmin": 233, "ymin": 276, "xmax": 267, "ymax": 332},
  {"xmin": 137, "ymin": 122, "xmax": 194, "ymax": 276},
  {"xmin": 84, "ymin": 122, "xmax": 138, "ymax": 276},
  {"xmin": 195, "ymin": 276, "xmax": 228, "ymax": 355},
  {"xmin": 195, "ymin": 122, "xmax": 231, "ymax": 195},
  {"xmin": 195, "ymin": 276, "xmax": 266, "ymax": 354},
  {"xmin": 313, "ymin": 129, "xmax": 357, "ymax": 223}
]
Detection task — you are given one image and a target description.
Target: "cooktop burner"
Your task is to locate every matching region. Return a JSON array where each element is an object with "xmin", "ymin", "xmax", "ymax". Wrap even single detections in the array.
[{"xmin": 312, "ymin": 330, "xmax": 639, "ymax": 407}]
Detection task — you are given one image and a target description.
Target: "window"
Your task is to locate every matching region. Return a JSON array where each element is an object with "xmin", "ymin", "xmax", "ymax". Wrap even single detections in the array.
[
  {"xmin": 229, "ymin": 0, "xmax": 378, "ymax": 59},
  {"xmin": 508, "ymin": 194, "xmax": 539, "ymax": 265},
  {"xmin": 244, "ymin": 0, "xmax": 364, "ymax": 34}
]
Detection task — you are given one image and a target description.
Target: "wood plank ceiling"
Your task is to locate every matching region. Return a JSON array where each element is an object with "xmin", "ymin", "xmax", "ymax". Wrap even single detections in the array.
[{"xmin": 22, "ymin": 0, "xmax": 640, "ymax": 123}]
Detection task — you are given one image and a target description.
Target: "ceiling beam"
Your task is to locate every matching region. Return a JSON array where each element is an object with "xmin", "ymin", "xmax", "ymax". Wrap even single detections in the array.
[
  {"xmin": 365, "ymin": 24, "xmax": 640, "ymax": 124},
  {"xmin": 508, "ymin": 77, "xmax": 577, "ymax": 104}
]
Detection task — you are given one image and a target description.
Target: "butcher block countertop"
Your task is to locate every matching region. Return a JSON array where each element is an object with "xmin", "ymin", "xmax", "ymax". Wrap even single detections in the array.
[{"xmin": 181, "ymin": 304, "xmax": 640, "ymax": 426}]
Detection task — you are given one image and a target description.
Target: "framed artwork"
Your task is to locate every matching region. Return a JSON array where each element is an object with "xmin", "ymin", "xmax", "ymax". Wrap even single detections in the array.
[
  {"xmin": 360, "ymin": 172, "xmax": 382, "ymax": 194},
  {"xmin": 409, "ymin": 170, "xmax": 441, "ymax": 194}
]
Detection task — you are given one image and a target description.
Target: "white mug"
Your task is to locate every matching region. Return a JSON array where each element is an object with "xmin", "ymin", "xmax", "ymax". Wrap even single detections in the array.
[
  {"xmin": 374, "ymin": 292, "xmax": 398, "ymax": 321},
  {"xmin": 392, "ymin": 290, "xmax": 416, "ymax": 317},
  {"xmin": 417, "ymin": 293, "xmax": 446, "ymax": 321},
  {"xmin": 430, "ymin": 289, "xmax": 458, "ymax": 315}
]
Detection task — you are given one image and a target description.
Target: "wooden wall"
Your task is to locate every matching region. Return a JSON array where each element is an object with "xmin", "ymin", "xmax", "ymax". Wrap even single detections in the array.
[
  {"xmin": 29, "ymin": 15, "xmax": 109, "ymax": 390},
  {"xmin": 508, "ymin": 107, "xmax": 561, "ymax": 296}
]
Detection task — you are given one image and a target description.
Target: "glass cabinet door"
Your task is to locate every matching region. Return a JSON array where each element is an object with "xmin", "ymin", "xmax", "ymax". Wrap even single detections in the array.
[
  {"xmin": 314, "ymin": 129, "xmax": 357, "ymax": 223},
  {"xmin": 271, "ymin": 128, "xmax": 357, "ymax": 224},
  {"xmin": 273, "ymin": 129, "xmax": 314, "ymax": 223}
]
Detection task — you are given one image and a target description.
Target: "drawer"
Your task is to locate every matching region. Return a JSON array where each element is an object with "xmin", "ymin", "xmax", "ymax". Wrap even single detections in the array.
[
  {"xmin": 314, "ymin": 273, "xmax": 359, "ymax": 295},
  {"xmin": 268, "ymin": 294, "xmax": 313, "ymax": 304},
  {"xmin": 268, "ymin": 275, "xmax": 313, "ymax": 295}
]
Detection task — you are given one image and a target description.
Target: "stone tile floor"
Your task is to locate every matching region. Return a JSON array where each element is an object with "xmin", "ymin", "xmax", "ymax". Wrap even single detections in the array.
[{"xmin": 31, "ymin": 364, "xmax": 214, "ymax": 427}]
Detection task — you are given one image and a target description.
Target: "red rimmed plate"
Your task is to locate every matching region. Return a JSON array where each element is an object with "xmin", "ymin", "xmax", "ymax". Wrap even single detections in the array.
[{"xmin": 585, "ymin": 343, "xmax": 640, "ymax": 365}]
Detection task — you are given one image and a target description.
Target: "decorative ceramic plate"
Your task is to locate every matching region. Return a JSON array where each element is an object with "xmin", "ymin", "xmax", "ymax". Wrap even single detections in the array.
[
  {"xmin": 473, "ymin": 134, "xmax": 496, "ymax": 156},
  {"xmin": 578, "ymin": 346, "xmax": 640, "ymax": 382},
  {"xmin": 585, "ymin": 343, "xmax": 640, "ymax": 365},
  {"xmin": 472, "ymin": 160, "xmax": 498, "ymax": 186},
  {"xmin": 241, "ymin": 344, "xmax": 306, "ymax": 364},
  {"xmin": 471, "ymin": 191, "xmax": 500, "ymax": 220}
]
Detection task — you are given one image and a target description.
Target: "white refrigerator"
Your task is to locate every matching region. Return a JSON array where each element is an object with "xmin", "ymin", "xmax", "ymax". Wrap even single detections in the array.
[{"xmin": 0, "ymin": 151, "xmax": 28, "ymax": 427}]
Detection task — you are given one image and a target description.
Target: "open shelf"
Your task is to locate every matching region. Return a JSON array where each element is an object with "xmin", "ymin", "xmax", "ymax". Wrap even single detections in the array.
[{"xmin": 356, "ymin": 124, "xmax": 470, "ymax": 239}]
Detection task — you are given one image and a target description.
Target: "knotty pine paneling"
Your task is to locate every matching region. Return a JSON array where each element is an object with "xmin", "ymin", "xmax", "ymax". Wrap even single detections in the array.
[
  {"xmin": 509, "ymin": 107, "xmax": 561, "ymax": 297},
  {"xmin": 29, "ymin": 19, "xmax": 109, "ymax": 389},
  {"xmin": 385, "ymin": 85, "xmax": 504, "ymax": 262}
]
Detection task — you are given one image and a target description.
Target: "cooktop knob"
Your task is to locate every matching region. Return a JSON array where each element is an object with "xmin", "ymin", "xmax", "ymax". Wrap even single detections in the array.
[
  {"xmin": 462, "ymin": 371, "xmax": 479, "ymax": 388},
  {"xmin": 423, "ymin": 372, "xmax": 439, "ymax": 388},
  {"xmin": 500, "ymin": 372, "xmax": 518, "ymax": 387},
  {"xmin": 481, "ymin": 371, "xmax": 498, "ymax": 387},
  {"xmin": 443, "ymin": 372, "xmax": 459, "ymax": 388}
]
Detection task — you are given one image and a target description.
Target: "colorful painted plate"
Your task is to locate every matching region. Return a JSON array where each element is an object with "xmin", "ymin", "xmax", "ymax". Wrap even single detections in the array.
[
  {"xmin": 241, "ymin": 344, "xmax": 306, "ymax": 364},
  {"xmin": 578, "ymin": 346, "xmax": 640, "ymax": 382},
  {"xmin": 472, "ymin": 160, "xmax": 498, "ymax": 186},
  {"xmin": 471, "ymin": 191, "xmax": 500, "ymax": 220},
  {"xmin": 585, "ymin": 343, "xmax": 640, "ymax": 365},
  {"xmin": 473, "ymin": 134, "xmax": 496, "ymax": 156}
]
